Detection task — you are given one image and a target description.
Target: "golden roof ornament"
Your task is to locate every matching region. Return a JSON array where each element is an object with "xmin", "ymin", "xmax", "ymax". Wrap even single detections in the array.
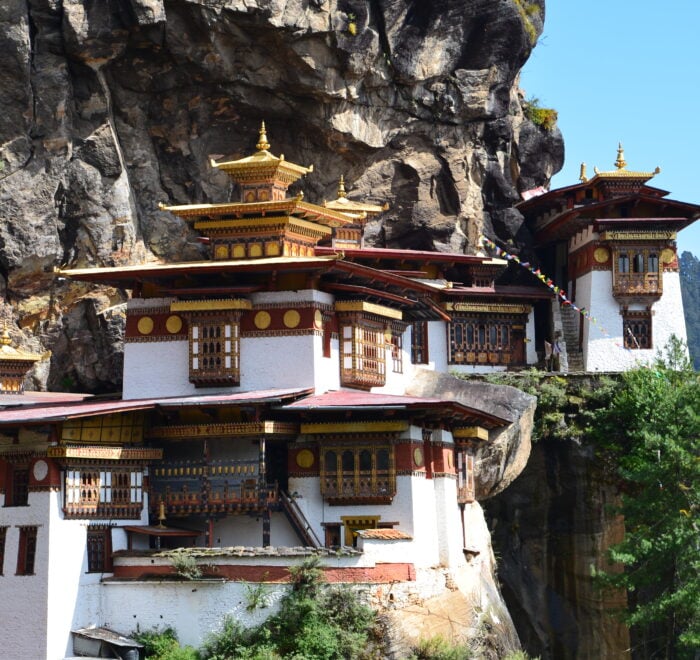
[
  {"xmin": 337, "ymin": 175, "xmax": 347, "ymax": 198},
  {"xmin": 579, "ymin": 162, "xmax": 588, "ymax": 183},
  {"xmin": 256, "ymin": 121, "xmax": 271, "ymax": 152},
  {"xmin": 615, "ymin": 142, "xmax": 627, "ymax": 170},
  {"xmin": 0, "ymin": 325, "xmax": 12, "ymax": 346}
]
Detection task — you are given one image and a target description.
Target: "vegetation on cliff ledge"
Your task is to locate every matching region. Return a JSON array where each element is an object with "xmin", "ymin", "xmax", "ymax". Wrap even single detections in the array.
[{"xmin": 592, "ymin": 340, "xmax": 700, "ymax": 658}]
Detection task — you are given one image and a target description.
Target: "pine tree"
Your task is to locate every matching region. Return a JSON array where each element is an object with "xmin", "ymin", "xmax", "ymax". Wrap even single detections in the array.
[{"xmin": 594, "ymin": 338, "xmax": 700, "ymax": 658}]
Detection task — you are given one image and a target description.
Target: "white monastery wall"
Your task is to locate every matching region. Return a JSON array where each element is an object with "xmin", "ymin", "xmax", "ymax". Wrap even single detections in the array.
[
  {"xmin": 373, "ymin": 325, "xmax": 412, "ymax": 395},
  {"xmin": 1, "ymin": 490, "xmax": 50, "ymax": 660},
  {"xmin": 432, "ymin": 475, "xmax": 467, "ymax": 568},
  {"xmin": 526, "ymin": 310, "xmax": 538, "ymax": 364},
  {"xmin": 426, "ymin": 320, "xmax": 448, "ymax": 373},
  {"xmin": 580, "ymin": 270, "xmax": 688, "ymax": 372}
]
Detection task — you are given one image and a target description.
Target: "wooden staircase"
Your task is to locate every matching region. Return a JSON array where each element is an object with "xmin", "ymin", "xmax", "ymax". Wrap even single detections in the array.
[{"xmin": 279, "ymin": 490, "xmax": 322, "ymax": 548}]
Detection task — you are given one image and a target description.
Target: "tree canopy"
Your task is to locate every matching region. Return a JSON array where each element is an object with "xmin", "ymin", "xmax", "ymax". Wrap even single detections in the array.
[{"xmin": 593, "ymin": 339, "xmax": 700, "ymax": 658}]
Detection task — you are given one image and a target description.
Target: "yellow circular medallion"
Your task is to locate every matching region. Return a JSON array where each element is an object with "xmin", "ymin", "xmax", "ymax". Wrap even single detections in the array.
[
  {"xmin": 296, "ymin": 449, "xmax": 315, "ymax": 469},
  {"xmin": 137, "ymin": 316, "xmax": 154, "ymax": 335},
  {"xmin": 313, "ymin": 309, "xmax": 323, "ymax": 329},
  {"xmin": 593, "ymin": 247, "xmax": 609, "ymax": 264},
  {"xmin": 283, "ymin": 310, "xmax": 301, "ymax": 329},
  {"xmin": 660, "ymin": 248, "xmax": 675, "ymax": 264},
  {"xmin": 165, "ymin": 315, "xmax": 183, "ymax": 334},
  {"xmin": 254, "ymin": 311, "xmax": 271, "ymax": 330},
  {"xmin": 413, "ymin": 447, "xmax": 424, "ymax": 467}
]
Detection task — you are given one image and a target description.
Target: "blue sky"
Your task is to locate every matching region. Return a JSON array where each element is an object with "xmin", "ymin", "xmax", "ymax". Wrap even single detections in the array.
[{"xmin": 520, "ymin": 1, "xmax": 700, "ymax": 257}]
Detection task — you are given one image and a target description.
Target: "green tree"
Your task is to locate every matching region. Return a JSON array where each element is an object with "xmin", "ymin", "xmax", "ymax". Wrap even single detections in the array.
[{"xmin": 594, "ymin": 339, "xmax": 700, "ymax": 658}]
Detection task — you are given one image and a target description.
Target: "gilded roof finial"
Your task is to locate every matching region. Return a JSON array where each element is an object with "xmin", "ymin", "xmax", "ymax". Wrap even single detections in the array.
[
  {"xmin": 337, "ymin": 175, "xmax": 347, "ymax": 198},
  {"xmin": 256, "ymin": 121, "xmax": 271, "ymax": 152},
  {"xmin": 0, "ymin": 324, "xmax": 11, "ymax": 347},
  {"xmin": 615, "ymin": 142, "xmax": 627, "ymax": 170},
  {"xmin": 579, "ymin": 162, "xmax": 588, "ymax": 183}
]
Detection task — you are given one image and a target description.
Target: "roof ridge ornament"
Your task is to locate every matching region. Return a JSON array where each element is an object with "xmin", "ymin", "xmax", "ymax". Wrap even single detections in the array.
[
  {"xmin": 337, "ymin": 175, "xmax": 347, "ymax": 198},
  {"xmin": 615, "ymin": 142, "xmax": 627, "ymax": 170},
  {"xmin": 579, "ymin": 162, "xmax": 588, "ymax": 183},
  {"xmin": 256, "ymin": 121, "xmax": 271, "ymax": 152}
]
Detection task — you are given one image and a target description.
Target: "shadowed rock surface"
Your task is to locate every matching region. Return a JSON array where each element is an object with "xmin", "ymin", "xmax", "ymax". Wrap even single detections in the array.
[{"xmin": 0, "ymin": 0, "xmax": 562, "ymax": 392}]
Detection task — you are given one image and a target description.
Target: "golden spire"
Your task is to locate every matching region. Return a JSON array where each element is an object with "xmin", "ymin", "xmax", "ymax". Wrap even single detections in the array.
[
  {"xmin": 337, "ymin": 175, "xmax": 347, "ymax": 198},
  {"xmin": 615, "ymin": 142, "xmax": 627, "ymax": 170},
  {"xmin": 0, "ymin": 324, "xmax": 11, "ymax": 346},
  {"xmin": 256, "ymin": 121, "xmax": 270, "ymax": 152},
  {"xmin": 579, "ymin": 162, "xmax": 588, "ymax": 183}
]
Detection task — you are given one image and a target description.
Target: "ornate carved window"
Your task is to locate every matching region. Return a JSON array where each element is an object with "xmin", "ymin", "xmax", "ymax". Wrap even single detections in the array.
[
  {"xmin": 87, "ymin": 526, "xmax": 112, "ymax": 573},
  {"xmin": 321, "ymin": 446, "xmax": 395, "ymax": 504},
  {"xmin": 189, "ymin": 316, "xmax": 240, "ymax": 386},
  {"xmin": 612, "ymin": 248, "xmax": 662, "ymax": 297},
  {"xmin": 388, "ymin": 323, "xmax": 406, "ymax": 374},
  {"xmin": 339, "ymin": 318, "xmax": 386, "ymax": 389},
  {"xmin": 411, "ymin": 321, "xmax": 429, "ymax": 364},
  {"xmin": 623, "ymin": 309, "xmax": 652, "ymax": 349},
  {"xmin": 16, "ymin": 525, "xmax": 37, "ymax": 575},
  {"xmin": 64, "ymin": 469, "xmax": 143, "ymax": 519},
  {"xmin": 449, "ymin": 315, "xmax": 526, "ymax": 366}
]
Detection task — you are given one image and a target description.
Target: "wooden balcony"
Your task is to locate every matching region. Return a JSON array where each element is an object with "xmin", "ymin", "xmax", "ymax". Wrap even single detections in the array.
[
  {"xmin": 613, "ymin": 272, "xmax": 661, "ymax": 298},
  {"xmin": 151, "ymin": 459, "xmax": 276, "ymax": 516},
  {"xmin": 322, "ymin": 470, "xmax": 396, "ymax": 504}
]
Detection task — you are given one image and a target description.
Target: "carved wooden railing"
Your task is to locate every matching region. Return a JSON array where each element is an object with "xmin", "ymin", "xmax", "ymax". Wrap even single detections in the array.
[{"xmin": 613, "ymin": 272, "xmax": 661, "ymax": 297}]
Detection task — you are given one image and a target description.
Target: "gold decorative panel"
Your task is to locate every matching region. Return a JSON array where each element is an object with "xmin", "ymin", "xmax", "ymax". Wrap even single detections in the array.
[
  {"xmin": 166, "ymin": 315, "xmax": 183, "ymax": 334},
  {"xmin": 61, "ymin": 412, "xmax": 146, "ymax": 444},
  {"xmin": 254, "ymin": 311, "xmax": 272, "ymax": 329},
  {"xmin": 137, "ymin": 317, "xmax": 154, "ymax": 335},
  {"xmin": 283, "ymin": 310, "xmax": 301, "ymax": 328}
]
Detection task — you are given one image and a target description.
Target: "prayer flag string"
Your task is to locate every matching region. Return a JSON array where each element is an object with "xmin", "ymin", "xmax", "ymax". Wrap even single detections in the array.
[{"xmin": 479, "ymin": 236, "xmax": 632, "ymax": 351}]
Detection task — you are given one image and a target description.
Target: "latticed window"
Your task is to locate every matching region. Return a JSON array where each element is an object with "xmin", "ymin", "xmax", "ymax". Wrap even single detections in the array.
[
  {"xmin": 623, "ymin": 310, "xmax": 652, "ymax": 349},
  {"xmin": 6, "ymin": 465, "xmax": 29, "ymax": 506},
  {"xmin": 87, "ymin": 526, "xmax": 112, "ymax": 573},
  {"xmin": 456, "ymin": 448, "xmax": 475, "ymax": 504},
  {"xmin": 613, "ymin": 248, "xmax": 662, "ymax": 297},
  {"xmin": 65, "ymin": 469, "xmax": 143, "ymax": 518},
  {"xmin": 449, "ymin": 315, "xmax": 524, "ymax": 365},
  {"xmin": 321, "ymin": 446, "xmax": 395, "ymax": 503},
  {"xmin": 411, "ymin": 321, "xmax": 429, "ymax": 364},
  {"xmin": 189, "ymin": 317, "xmax": 240, "ymax": 386},
  {"xmin": 16, "ymin": 526, "xmax": 37, "ymax": 575},
  {"xmin": 340, "ymin": 319, "xmax": 386, "ymax": 389},
  {"xmin": 389, "ymin": 329, "xmax": 403, "ymax": 373}
]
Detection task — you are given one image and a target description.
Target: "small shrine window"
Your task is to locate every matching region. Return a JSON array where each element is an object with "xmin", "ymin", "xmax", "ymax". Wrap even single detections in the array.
[
  {"xmin": 623, "ymin": 310, "xmax": 652, "ymax": 350},
  {"xmin": 86, "ymin": 526, "xmax": 112, "ymax": 573},
  {"xmin": 339, "ymin": 318, "xmax": 386, "ymax": 389},
  {"xmin": 632, "ymin": 253, "xmax": 645, "ymax": 274},
  {"xmin": 5, "ymin": 465, "xmax": 29, "ymax": 507},
  {"xmin": 411, "ymin": 321, "xmax": 429, "ymax": 364},
  {"xmin": 16, "ymin": 525, "xmax": 37, "ymax": 575},
  {"xmin": 189, "ymin": 317, "xmax": 241, "ymax": 387},
  {"xmin": 648, "ymin": 253, "xmax": 659, "ymax": 273},
  {"xmin": 320, "ymin": 445, "xmax": 396, "ymax": 504},
  {"xmin": 0, "ymin": 526, "xmax": 7, "ymax": 575}
]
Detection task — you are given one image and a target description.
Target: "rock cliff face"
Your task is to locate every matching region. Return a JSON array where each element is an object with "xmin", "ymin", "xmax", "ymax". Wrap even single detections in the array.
[{"xmin": 0, "ymin": 0, "xmax": 562, "ymax": 392}]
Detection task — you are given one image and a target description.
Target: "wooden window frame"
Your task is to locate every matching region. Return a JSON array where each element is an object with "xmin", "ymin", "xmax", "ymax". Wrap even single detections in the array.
[
  {"xmin": 389, "ymin": 322, "xmax": 406, "ymax": 374},
  {"xmin": 456, "ymin": 447, "xmax": 475, "ymax": 504},
  {"xmin": 622, "ymin": 309, "xmax": 652, "ymax": 350},
  {"xmin": 5, "ymin": 464, "xmax": 29, "ymax": 507},
  {"xmin": 320, "ymin": 445, "xmax": 395, "ymax": 504},
  {"xmin": 411, "ymin": 321, "xmax": 429, "ymax": 365},
  {"xmin": 0, "ymin": 526, "xmax": 7, "ymax": 575},
  {"xmin": 16, "ymin": 525, "xmax": 37, "ymax": 575},
  {"xmin": 86, "ymin": 526, "xmax": 113, "ymax": 573},
  {"xmin": 339, "ymin": 315, "xmax": 386, "ymax": 390},
  {"xmin": 448, "ymin": 314, "xmax": 525, "ymax": 366},
  {"xmin": 189, "ymin": 314, "xmax": 241, "ymax": 387},
  {"xmin": 64, "ymin": 468, "xmax": 144, "ymax": 519}
]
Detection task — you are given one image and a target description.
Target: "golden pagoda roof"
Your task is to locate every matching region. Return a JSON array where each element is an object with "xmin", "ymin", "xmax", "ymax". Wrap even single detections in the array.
[
  {"xmin": 0, "ymin": 327, "xmax": 42, "ymax": 363},
  {"xmin": 159, "ymin": 197, "xmax": 355, "ymax": 228},
  {"xmin": 588, "ymin": 143, "xmax": 660, "ymax": 182},
  {"xmin": 210, "ymin": 122, "xmax": 313, "ymax": 183},
  {"xmin": 323, "ymin": 175, "xmax": 387, "ymax": 219}
]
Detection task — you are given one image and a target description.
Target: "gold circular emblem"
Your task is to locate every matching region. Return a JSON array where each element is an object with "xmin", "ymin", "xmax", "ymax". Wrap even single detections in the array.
[
  {"xmin": 593, "ymin": 247, "xmax": 609, "ymax": 264},
  {"xmin": 313, "ymin": 309, "xmax": 323, "ymax": 329},
  {"xmin": 137, "ymin": 316, "xmax": 154, "ymax": 335},
  {"xmin": 413, "ymin": 447, "xmax": 424, "ymax": 467},
  {"xmin": 165, "ymin": 315, "xmax": 183, "ymax": 334},
  {"xmin": 254, "ymin": 311, "xmax": 271, "ymax": 330},
  {"xmin": 283, "ymin": 310, "xmax": 301, "ymax": 329},
  {"xmin": 296, "ymin": 449, "xmax": 314, "ymax": 469},
  {"xmin": 661, "ymin": 248, "xmax": 675, "ymax": 264}
]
